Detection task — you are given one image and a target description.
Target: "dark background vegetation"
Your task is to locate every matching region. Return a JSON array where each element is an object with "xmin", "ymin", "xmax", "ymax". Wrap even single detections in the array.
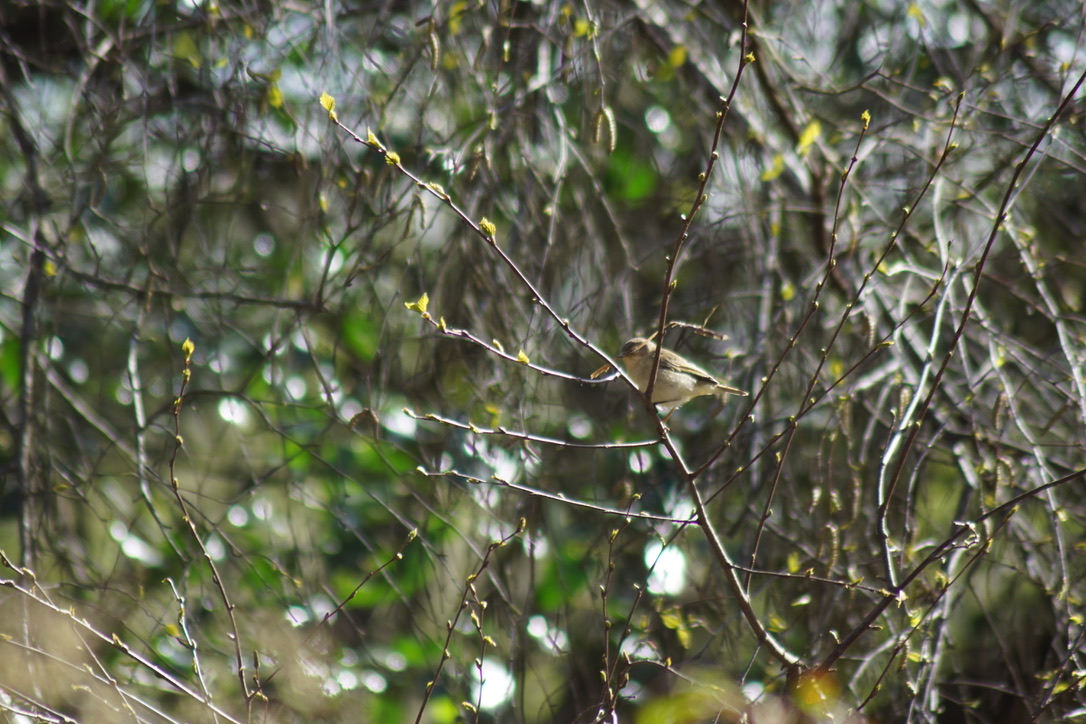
[{"xmin": 2, "ymin": 0, "xmax": 1085, "ymax": 722}]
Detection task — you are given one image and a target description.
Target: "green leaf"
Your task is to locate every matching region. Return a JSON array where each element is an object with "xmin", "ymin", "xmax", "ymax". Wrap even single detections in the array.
[
  {"xmin": 0, "ymin": 337, "xmax": 21, "ymax": 391},
  {"xmin": 798, "ymin": 119, "xmax": 822, "ymax": 155},
  {"xmin": 404, "ymin": 293, "xmax": 429, "ymax": 314},
  {"xmin": 341, "ymin": 311, "xmax": 379, "ymax": 362},
  {"xmin": 173, "ymin": 32, "xmax": 201, "ymax": 69},
  {"xmin": 761, "ymin": 153, "xmax": 785, "ymax": 182},
  {"xmin": 605, "ymin": 150, "xmax": 657, "ymax": 202}
]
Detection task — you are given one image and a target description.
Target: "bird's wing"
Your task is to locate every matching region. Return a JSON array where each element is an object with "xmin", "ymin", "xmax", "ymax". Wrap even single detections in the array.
[
  {"xmin": 685, "ymin": 363, "xmax": 746, "ymax": 396},
  {"xmin": 714, "ymin": 383, "xmax": 748, "ymax": 396},
  {"xmin": 692, "ymin": 368, "xmax": 726, "ymax": 387}
]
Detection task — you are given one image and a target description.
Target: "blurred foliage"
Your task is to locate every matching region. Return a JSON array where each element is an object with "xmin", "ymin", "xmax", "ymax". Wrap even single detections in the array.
[{"xmin": 2, "ymin": 0, "xmax": 1086, "ymax": 722}]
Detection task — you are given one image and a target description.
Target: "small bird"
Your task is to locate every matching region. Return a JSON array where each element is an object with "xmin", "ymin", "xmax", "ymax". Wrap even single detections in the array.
[{"xmin": 617, "ymin": 337, "xmax": 748, "ymax": 409}]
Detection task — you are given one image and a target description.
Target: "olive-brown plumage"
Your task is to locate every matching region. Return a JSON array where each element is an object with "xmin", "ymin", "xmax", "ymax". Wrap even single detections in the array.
[{"xmin": 617, "ymin": 337, "xmax": 747, "ymax": 407}]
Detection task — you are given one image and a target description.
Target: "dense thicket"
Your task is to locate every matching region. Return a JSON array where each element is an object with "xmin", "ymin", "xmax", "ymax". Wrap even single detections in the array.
[{"xmin": 2, "ymin": 1, "xmax": 1085, "ymax": 722}]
